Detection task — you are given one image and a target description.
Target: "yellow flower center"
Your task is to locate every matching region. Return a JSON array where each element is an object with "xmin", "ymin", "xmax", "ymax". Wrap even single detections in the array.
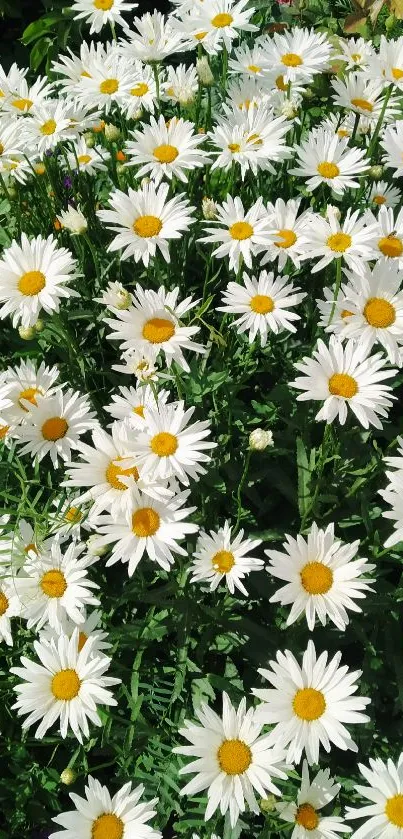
[
  {"xmin": 296, "ymin": 803, "xmax": 319, "ymax": 830},
  {"xmin": 78, "ymin": 154, "xmax": 92, "ymax": 165},
  {"xmin": 41, "ymin": 417, "xmax": 69, "ymax": 441},
  {"xmin": 317, "ymin": 161, "xmax": 340, "ymax": 179},
  {"xmin": 18, "ymin": 270, "xmax": 46, "ymax": 296},
  {"xmin": 229, "ymin": 221, "xmax": 254, "ymax": 240},
  {"xmin": 12, "ymin": 98, "xmax": 33, "ymax": 111},
  {"xmin": 248, "ymin": 64, "xmax": 261, "ymax": 73},
  {"xmin": 18, "ymin": 386, "xmax": 42, "ymax": 410},
  {"xmin": 133, "ymin": 215, "xmax": 163, "ymax": 238},
  {"xmin": 0, "ymin": 425, "xmax": 9, "ymax": 440},
  {"xmin": 281, "ymin": 52, "xmax": 303, "ymax": 67},
  {"xmin": 195, "ymin": 31, "xmax": 208, "ymax": 40},
  {"xmin": 100, "ymin": 78, "xmax": 119, "ymax": 95},
  {"xmin": 228, "ymin": 142, "xmax": 241, "ymax": 153},
  {"xmin": 211, "ymin": 12, "xmax": 233, "ymax": 27},
  {"xmin": 326, "ymin": 232, "xmax": 352, "ymax": 253},
  {"xmin": 276, "ymin": 74, "xmax": 288, "ymax": 91},
  {"xmin": 133, "ymin": 405, "xmax": 145, "ymax": 417},
  {"xmin": 93, "ymin": 0, "xmax": 114, "ymax": 9},
  {"xmin": 250, "ymin": 294, "xmax": 274, "ymax": 314},
  {"xmin": 337, "ymin": 128, "xmax": 350, "ymax": 138},
  {"xmin": 106, "ymin": 458, "xmax": 139, "ymax": 490},
  {"xmin": 385, "ymin": 794, "xmax": 403, "ymax": 827},
  {"xmin": 351, "ymin": 53, "xmax": 362, "ymax": 62},
  {"xmin": 364, "ymin": 297, "xmax": 396, "ymax": 328},
  {"xmin": 65, "ymin": 506, "xmax": 82, "ymax": 523},
  {"xmin": 40, "ymin": 569, "xmax": 67, "ymax": 598},
  {"xmin": 91, "ymin": 813, "xmax": 124, "ymax": 839},
  {"xmin": 132, "ymin": 507, "xmax": 160, "ymax": 537},
  {"xmin": 153, "ymin": 143, "xmax": 179, "ymax": 164},
  {"xmin": 341, "ymin": 309, "xmax": 353, "ymax": 318},
  {"xmin": 78, "ymin": 631, "xmax": 88, "ymax": 652},
  {"xmin": 0, "ymin": 591, "xmax": 9, "ymax": 616},
  {"xmin": 40, "ymin": 119, "xmax": 57, "ymax": 136},
  {"xmin": 150, "ymin": 432, "xmax": 178, "ymax": 457},
  {"xmin": 131, "ymin": 82, "xmax": 149, "ymax": 96},
  {"xmin": 373, "ymin": 194, "xmax": 386, "ymax": 205},
  {"xmin": 378, "ymin": 235, "xmax": 403, "ymax": 258},
  {"xmin": 328, "ymin": 373, "xmax": 358, "ymax": 399},
  {"xmin": 300, "ymin": 562, "xmax": 333, "ymax": 595},
  {"xmin": 217, "ymin": 739, "xmax": 252, "ymax": 774},
  {"xmin": 293, "ymin": 687, "xmax": 326, "ymax": 721},
  {"xmin": 212, "ymin": 550, "xmax": 235, "ymax": 573},
  {"xmin": 392, "ymin": 67, "xmax": 403, "ymax": 81},
  {"xmin": 351, "ymin": 97, "xmax": 373, "ymax": 112},
  {"xmin": 275, "ymin": 228, "xmax": 297, "ymax": 249},
  {"xmin": 51, "ymin": 668, "xmax": 81, "ymax": 700},
  {"xmin": 142, "ymin": 316, "xmax": 175, "ymax": 343}
]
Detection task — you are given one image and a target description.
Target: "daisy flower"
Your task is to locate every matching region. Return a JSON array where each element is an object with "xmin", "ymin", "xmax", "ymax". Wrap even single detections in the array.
[
  {"xmin": 123, "ymin": 61, "xmax": 158, "ymax": 117},
  {"xmin": 40, "ymin": 609, "xmax": 111, "ymax": 659},
  {"xmin": 331, "ymin": 262, "xmax": 403, "ymax": 365},
  {"xmin": 70, "ymin": 0, "xmax": 137, "ymax": 34},
  {"xmin": 66, "ymin": 136, "xmax": 109, "ymax": 175},
  {"xmin": 1, "ymin": 152, "xmax": 34, "ymax": 186},
  {"xmin": 277, "ymin": 761, "xmax": 350, "ymax": 839},
  {"xmin": 365, "ymin": 33, "xmax": 403, "ymax": 89},
  {"xmin": 263, "ymin": 27, "xmax": 333, "ymax": 83},
  {"xmin": 105, "ymin": 284, "xmax": 204, "ymax": 373},
  {"xmin": 379, "ymin": 461, "xmax": 403, "ymax": 547},
  {"xmin": 0, "ymin": 518, "xmax": 54, "ymax": 573},
  {"xmin": 127, "ymin": 400, "xmax": 216, "ymax": 485},
  {"xmin": 3, "ymin": 75, "xmax": 53, "ymax": 115},
  {"xmin": 0, "ymin": 118, "xmax": 28, "ymax": 166},
  {"xmin": 15, "ymin": 539, "xmax": 100, "ymax": 631},
  {"xmin": 51, "ymin": 41, "xmax": 106, "ymax": 92},
  {"xmin": 48, "ymin": 496, "xmax": 88, "ymax": 537},
  {"xmin": 97, "ymin": 182, "xmax": 195, "ymax": 266},
  {"xmin": 90, "ymin": 487, "xmax": 198, "ymax": 576},
  {"xmin": 0, "ymin": 358, "xmax": 59, "ymax": 425},
  {"xmin": 77, "ymin": 52, "xmax": 134, "ymax": 113},
  {"xmin": 331, "ymin": 72, "xmax": 399, "ymax": 124},
  {"xmin": 0, "ymin": 62, "xmax": 27, "ymax": 102},
  {"xmin": 104, "ymin": 383, "xmax": 169, "ymax": 423},
  {"xmin": 0, "ymin": 579, "xmax": 21, "ymax": 645},
  {"xmin": 381, "ymin": 120, "xmax": 403, "ymax": 179},
  {"xmin": 218, "ymin": 270, "xmax": 305, "ymax": 345},
  {"xmin": 369, "ymin": 181, "xmax": 400, "ymax": 210},
  {"xmin": 25, "ymin": 100, "xmax": 74, "ymax": 154},
  {"xmin": 369, "ymin": 205, "xmax": 403, "ymax": 268},
  {"xmin": 199, "ymin": 195, "xmax": 273, "ymax": 272},
  {"xmin": 223, "ymin": 76, "xmax": 271, "ymax": 112},
  {"xmin": 335, "ymin": 36, "xmax": 374, "ymax": 71},
  {"xmin": 190, "ymin": 520, "xmax": 263, "ymax": 595},
  {"xmin": 184, "ymin": 0, "xmax": 258, "ymax": 54},
  {"xmin": 125, "ymin": 115, "xmax": 209, "ymax": 185},
  {"xmin": 120, "ymin": 11, "xmax": 190, "ymax": 62},
  {"xmin": 289, "ymin": 128, "xmax": 369, "ymax": 195},
  {"xmin": 291, "ymin": 336, "xmax": 396, "ymax": 429},
  {"xmin": 13, "ymin": 388, "xmax": 97, "ymax": 466},
  {"xmin": 11, "ymin": 629, "xmax": 120, "ymax": 741},
  {"xmin": 163, "ymin": 63, "xmax": 198, "ymax": 106},
  {"xmin": 49, "ymin": 776, "xmax": 161, "ymax": 839},
  {"xmin": 228, "ymin": 41, "xmax": 273, "ymax": 77},
  {"xmin": 173, "ymin": 692, "xmax": 288, "ymax": 827},
  {"xmin": 266, "ymin": 521, "xmax": 374, "ymax": 631},
  {"xmin": 345, "ymin": 753, "xmax": 403, "ymax": 838},
  {"xmin": 0, "ymin": 233, "xmax": 78, "ymax": 328},
  {"xmin": 301, "ymin": 207, "xmax": 378, "ymax": 275},
  {"xmin": 57, "ymin": 206, "xmax": 88, "ymax": 236},
  {"xmin": 253, "ymin": 639, "xmax": 370, "ymax": 765},
  {"xmin": 209, "ymin": 103, "xmax": 291, "ymax": 179},
  {"xmin": 261, "ymin": 198, "xmax": 313, "ymax": 270},
  {"xmin": 112, "ymin": 347, "xmax": 159, "ymax": 381}
]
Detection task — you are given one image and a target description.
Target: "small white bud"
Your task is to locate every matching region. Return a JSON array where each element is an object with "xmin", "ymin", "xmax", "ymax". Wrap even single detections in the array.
[
  {"xmin": 87, "ymin": 535, "xmax": 108, "ymax": 557},
  {"xmin": 34, "ymin": 319, "xmax": 45, "ymax": 333},
  {"xmin": 104, "ymin": 123, "xmax": 120, "ymax": 142},
  {"xmin": 57, "ymin": 205, "xmax": 88, "ymax": 235},
  {"xmin": 281, "ymin": 100, "xmax": 299, "ymax": 119},
  {"xmin": 60, "ymin": 768, "xmax": 77, "ymax": 785},
  {"xmin": 95, "ymin": 281, "xmax": 132, "ymax": 310},
  {"xmin": 83, "ymin": 132, "xmax": 95, "ymax": 147},
  {"xmin": 18, "ymin": 326, "xmax": 36, "ymax": 340},
  {"xmin": 202, "ymin": 196, "xmax": 217, "ymax": 220},
  {"xmin": 370, "ymin": 164, "xmax": 383, "ymax": 179},
  {"xmin": 249, "ymin": 428, "xmax": 273, "ymax": 451},
  {"xmin": 326, "ymin": 204, "xmax": 341, "ymax": 222},
  {"xmin": 196, "ymin": 56, "xmax": 214, "ymax": 86}
]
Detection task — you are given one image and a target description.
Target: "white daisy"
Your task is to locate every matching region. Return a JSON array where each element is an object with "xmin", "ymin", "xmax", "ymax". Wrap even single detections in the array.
[
  {"xmin": 126, "ymin": 400, "xmax": 216, "ymax": 485},
  {"xmin": 291, "ymin": 336, "xmax": 396, "ymax": 429},
  {"xmin": 0, "ymin": 579, "xmax": 21, "ymax": 645},
  {"xmin": 97, "ymin": 181, "xmax": 195, "ymax": 266},
  {"xmin": 3, "ymin": 75, "xmax": 53, "ymax": 115},
  {"xmin": 40, "ymin": 609, "xmax": 111, "ymax": 659},
  {"xmin": 260, "ymin": 198, "xmax": 313, "ymax": 271},
  {"xmin": 15, "ymin": 539, "xmax": 100, "ymax": 631},
  {"xmin": 0, "ymin": 117, "xmax": 28, "ymax": 166},
  {"xmin": 0, "ymin": 518, "xmax": 54, "ymax": 574},
  {"xmin": 365, "ymin": 34, "xmax": 403, "ymax": 89},
  {"xmin": 48, "ymin": 496, "xmax": 89, "ymax": 537},
  {"xmin": 301, "ymin": 207, "xmax": 378, "ymax": 275},
  {"xmin": 0, "ymin": 233, "xmax": 78, "ymax": 327},
  {"xmin": 223, "ymin": 76, "xmax": 271, "ymax": 112},
  {"xmin": 331, "ymin": 72, "xmax": 399, "ymax": 123},
  {"xmin": 90, "ymin": 487, "xmax": 198, "ymax": 576},
  {"xmin": 289, "ymin": 128, "xmax": 369, "ymax": 195},
  {"xmin": 0, "ymin": 151, "xmax": 34, "ymax": 185},
  {"xmin": 120, "ymin": 11, "xmax": 190, "ymax": 63},
  {"xmin": 57, "ymin": 205, "xmax": 88, "ymax": 235},
  {"xmin": 253, "ymin": 639, "xmax": 370, "ymax": 765},
  {"xmin": 209, "ymin": 102, "xmax": 291, "ymax": 179},
  {"xmin": 71, "ymin": 0, "xmax": 137, "ymax": 34},
  {"xmin": 369, "ymin": 181, "xmax": 400, "ymax": 210},
  {"xmin": 77, "ymin": 51, "xmax": 134, "ymax": 113},
  {"xmin": 123, "ymin": 61, "xmax": 158, "ymax": 117},
  {"xmin": 369, "ymin": 205, "xmax": 403, "ymax": 268},
  {"xmin": 183, "ymin": 0, "xmax": 258, "ymax": 54},
  {"xmin": 104, "ymin": 383, "xmax": 170, "ymax": 423},
  {"xmin": 25, "ymin": 100, "xmax": 74, "ymax": 153},
  {"xmin": 51, "ymin": 41, "xmax": 107, "ymax": 92},
  {"xmin": 105, "ymin": 284, "xmax": 204, "ymax": 373},
  {"xmin": 13, "ymin": 388, "xmax": 97, "ymax": 466},
  {"xmin": 381, "ymin": 120, "xmax": 403, "ymax": 178},
  {"xmin": 49, "ymin": 776, "xmax": 161, "ymax": 839},
  {"xmin": 228, "ymin": 41, "xmax": 273, "ymax": 77},
  {"xmin": 173, "ymin": 692, "xmax": 288, "ymax": 827},
  {"xmin": 66, "ymin": 136, "xmax": 109, "ymax": 175},
  {"xmin": 11, "ymin": 629, "xmax": 120, "ymax": 741},
  {"xmin": 199, "ymin": 195, "xmax": 273, "ymax": 272},
  {"xmin": 190, "ymin": 520, "xmax": 263, "ymax": 595},
  {"xmin": 266, "ymin": 521, "xmax": 374, "ymax": 631},
  {"xmin": 277, "ymin": 761, "xmax": 350, "ymax": 839},
  {"xmin": 163, "ymin": 63, "xmax": 198, "ymax": 106},
  {"xmin": 335, "ymin": 36, "xmax": 375, "ymax": 71},
  {"xmin": 125, "ymin": 115, "xmax": 209, "ymax": 184},
  {"xmin": 345, "ymin": 753, "xmax": 403, "ymax": 838},
  {"xmin": 218, "ymin": 270, "xmax": 305, "ymax": 345},
  {"xmin": 263, "ymin": 27, "xmax": 333, "ymax": 83},
  {"xmin": 0, "ymin": 359, "xmax": 59, "ymax": 424}
]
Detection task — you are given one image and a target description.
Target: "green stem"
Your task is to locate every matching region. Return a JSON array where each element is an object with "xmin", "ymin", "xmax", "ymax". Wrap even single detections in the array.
[
  {"xmin": 0, "ymin": 172, "xmax": 11, "ymax": 203},
  {"xmin": 234, "ymin": 449, "xmax": 251, "ymax": 532},
  {"xmin": 153, "ymin": 63, "xmax": 160, "ymax": 109},
  {"xmin": 367, "ymin": 84, "xmax": 393, "ymax": 160},
  {"xmin": 327, "ymin": 257, "xmax": 342, "ymax": 326}
]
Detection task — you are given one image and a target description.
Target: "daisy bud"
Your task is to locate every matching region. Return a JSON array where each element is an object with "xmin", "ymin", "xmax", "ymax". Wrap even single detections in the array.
[
  {"xmin": 260, "ymin": 795, "xmax": 277, "ymax": 813},
  {"xmin": 104, "ymin": 123, "xmax": 120, "ymax": 142},
  {"xmin": 35, "ymin": 319, "xmax": 45, "ymax": 333},
  {"xmin": 302, "ymin": 87, "xmax": 314, "ymax": 99},
  {"xmin": 196, "ymin": 56, "xmax": 214, "ymax": 86},
  {"xmin": 325, "ymin": 204, "xmax": 341, "ymax": 221},
  {"xmin": 281, "ymin": 100, "xmax": 299, "ymax": 119},
  {"xmin": 96, "ymin": 281, "xmax": 132, "ymax": 310},
  {"xmin": 369, "ymin": 164, "xmax": 383, "ymax": 179},
  {"xmin": 249, "ymin": 428, "xmax": 274, "ymax": 451},
  {"xmin": 57, "ymin": 205, "xmax": 88, "ymax": 235},
  {"xmin": 34, "ymin": 163, "xmax": 46, "ymax": 176},
  {"xmin": 60, "ymin": 768, "xmax": 77, "ymax": 786},
  {"xmin": 86, "ymin": 535, "xmax": 108, "ymax": 557},
  {"xmin": 116, "ymin": 164, "xmax": 126, "ymax": 175},
  {"xmin": 18, "ymin": 326, "xmax": 36, "ymax": 340},
  {"xmin": 202, "ymin": 196, "xmax": 217, "ymax": 220},
  {"xmin": 84, "ymin": 132, "xmax": 95, "ymax": 148}
]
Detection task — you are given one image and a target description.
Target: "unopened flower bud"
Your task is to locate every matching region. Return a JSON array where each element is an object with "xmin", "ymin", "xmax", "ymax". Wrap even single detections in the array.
[
  {"xmin": 202, "ymin": 196, "xmax": 217, "ymax": 220},
  {"xmin": 87, "ymin": 535, "xmax": 108, "ymax": 557},
  {"xmin": 7, "ymin": 186, "xmax": 17, "ymax": 199},
  {"xmin": 326, "ymin": 204, "xmax": 341, "ymax": 221},
  {"xmin": 104, "ymin": 123, "xmax": 121, "ymax": 142},
  {"xmin": 281, "ymin": 100, "xmax": 299, "ymax": 119},
  {"xmin": 18, "ymin": 326, "xmax": 36, "ymax": 340},
  {"xmin": 57, "ymin": 205, "xmax": 88, "ymax": 235},
  {"xmin": 260, "ymin": 794, "xmax": 277, "ymax": 812},
  {"xmin": 34, "ymin": 163, "xmax": 46, "ymax": 176},
  {"xmin": 249, "ymin": 428, "xmax": 274, "ymax": 451},
  {"xmin": 35, "ymin": 319, "xmax": 45, "ymax": 333},
  {"xmin": 302, "ymin": 87, "xmax": 314, "ymax": 99},
  {"xmin": 84, "ymin": 132, "xmax": 95, "ymax": 148},
  {"xmin": 60, "ymin": 768, "xmax": 77, "ymax": 785},
  {"xmin": 116, "ymin": 164, "xmax": 126, "ymax": 175},
  {"xmin": 369, "ymin": 164, "xmax": 383, "ymax": 179},
  {"xmin": 95, "ymin": 281, "xmax": 131, "ymax": 310},
  {"xmin": 196, "ymin": 56, "xmax": 214, "ymax": 86}
]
